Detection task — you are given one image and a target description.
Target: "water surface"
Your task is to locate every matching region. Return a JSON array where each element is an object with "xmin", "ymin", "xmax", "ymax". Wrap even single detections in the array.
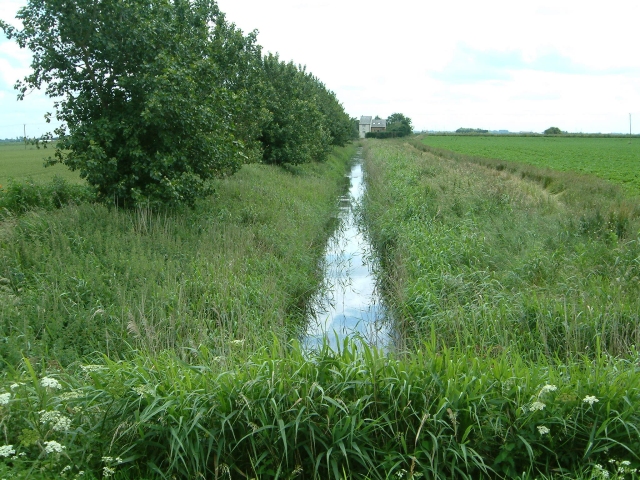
[{"xmin": 304, "ymin": 148, "xmax": 391, "ymax": 349}]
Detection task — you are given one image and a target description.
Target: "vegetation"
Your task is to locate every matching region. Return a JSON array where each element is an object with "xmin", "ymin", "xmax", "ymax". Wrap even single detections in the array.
[
  {"xmin": 0, "ymin": 145, "xmax": 356, "ymax": 369},
  {"xmin": 1, "ymin": 338, "xmax": 638, "ymax": 479},
  {"xmin": 420, "ymin": 134, "xmax": 640, "ymax": 196},
  {"xmin": 456, "ymin": 128, "xmax": 489, "ymax": 134},
  {"xmin": 365, "ymin": 113, "xmax": 413, "ymax": 139},
  {"xmin": 359, "ymin": 138, "xmax": 640, "ymax": 476},
  {"xmin": 544, "ymin": 127, "xmax": 563, "ymax": 135},
  {"xmin": 386, "ymin": 113, "xmax": 413, "ymax": 137},
  {"xmin": 258, "ymin": 55, "xmax": 351, "ymax": 166},
  {"xmin": 1, "ymin": 0, "xmax": 352, "ymax": 207}
]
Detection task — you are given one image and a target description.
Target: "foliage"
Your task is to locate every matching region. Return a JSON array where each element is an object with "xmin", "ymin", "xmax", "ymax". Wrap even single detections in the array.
[
  {"xmin": 456, "ymin": 128, "xmax": 489, "ymax": 134},
  {"xmin": 544, "ymin": 127, "xmax": 563, "ymax": 135},
  {"xmin": 419, "ymin": 135, "xmax": 640, "ymax": 196},
  {"xmin": 1, "ymin": 0, "xmax": 264, "ymax": 207},
  {"xmin": 1, "ymin": 339, "xmax": 638, "ymax": 479},
  {"xmin": 365, "ymin": 131, "xmax": 405, "ymax": 139},
  {"xmin": 387, "ymin": 113, "xmax": 414, "ymax": 137},
  {"xmin": 259, "ymin": 54, "xmax": 352, "ymax": 166}
]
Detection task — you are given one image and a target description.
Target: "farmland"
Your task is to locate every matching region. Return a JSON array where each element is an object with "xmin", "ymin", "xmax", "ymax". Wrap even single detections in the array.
[
  {"xmin": 0, "ymin": 141, "xmax": 82, "ymax": 187},
  {"xmin": 419, "ymin": 135, "xmax": 640, "ymax": 196}
]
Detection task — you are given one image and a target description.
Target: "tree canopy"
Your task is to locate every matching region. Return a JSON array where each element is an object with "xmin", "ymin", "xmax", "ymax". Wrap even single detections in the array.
[
  {"xmin": 386, "ymin": 113, "xmax": 413, "ymax": 137},
  {"xmin": 1, "ymin": 0, "xmax": 353, "ymax": 206},
  {"xmin": 544, "ymin": 126, "xmax": 563, "ymax": 135}
]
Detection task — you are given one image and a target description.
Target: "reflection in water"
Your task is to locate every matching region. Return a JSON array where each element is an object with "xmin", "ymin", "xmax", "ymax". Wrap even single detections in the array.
[{"xmin": 304, "ymin": 148, "xmax": 392, "ymax": 349}]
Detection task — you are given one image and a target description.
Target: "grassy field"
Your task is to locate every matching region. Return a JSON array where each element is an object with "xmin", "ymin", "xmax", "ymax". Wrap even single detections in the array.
[
  {"xmin": 1, "ymin": 140, "xmax": 639, "ymax": 479},
  {"xmin": 419, "ymin": 135, "xmax": 640, "ymax": 196},
  {"xmin": 0, "ymin": 141, "xmax": 82, "ymax": 187}
]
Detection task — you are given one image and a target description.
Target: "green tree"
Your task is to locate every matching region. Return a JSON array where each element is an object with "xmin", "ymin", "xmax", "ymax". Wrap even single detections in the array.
[
  {"xmin": 259, "ymin": 54, "xmax": 331, "ymax": 166},
  {"xmin": 544, "ymin": 126, "xmax": 563, "ymax": 135},
  {"xmin": 386, "ymin": 113, "xmax": 413, "ymax": 137},
  {"xmin": 1, "ymin": 0, "xmax": 262, "ymax": 206}
]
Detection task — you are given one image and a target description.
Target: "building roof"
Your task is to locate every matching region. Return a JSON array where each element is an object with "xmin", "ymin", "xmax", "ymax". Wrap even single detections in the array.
[
  {"xmin": 372, "ymin": 119, "xmax": 386, "ymax": 128},
  {"xmin": 359, "ymin": 116, "xmax": 372, "ymax": 125}
]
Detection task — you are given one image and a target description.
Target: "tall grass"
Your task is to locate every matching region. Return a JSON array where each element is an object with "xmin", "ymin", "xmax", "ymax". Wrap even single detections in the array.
[
  {"xmin": 0, "ymin": 145, "xmax": 355, "ymax": 368},
  {"xmin": 362, "ymin": 139, "xmax": 640, "ymax": 359},
  {"xmin": 1, "ymin": 338, "xmax": 638, "ymax": 479}
]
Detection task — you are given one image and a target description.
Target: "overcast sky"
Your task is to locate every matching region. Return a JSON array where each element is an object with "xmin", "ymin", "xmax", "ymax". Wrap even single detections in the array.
[{"xmin": 2, "ymin": 0, "xmax": 640, "ymax": 138}]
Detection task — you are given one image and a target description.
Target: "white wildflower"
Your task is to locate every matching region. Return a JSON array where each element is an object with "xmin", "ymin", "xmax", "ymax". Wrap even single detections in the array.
[
  {"xmin": 539, "ymin": 384, "xmax": 557, "ymax": 394},
  {"xmin": 10, "ymin": 383, "xmax": 23, "ymax": 390},
  {"xmin": 0, "ymin": 393, "xmax": 10, "ymax": 405},
  {"xmin": 41, "ymin": 377, "xmax": 62, "ymax": 389},
  {"xmin": 60, "ymin": 465, "xmax": 72, "ymax": 476},
  {"xmin": 537, "ymin": 425, "xmax": 550, "ymax": 435},
  {"xmin": 132, "ymin": 385, "xmax": 154, "ymax": 396},
  {"xmin": 621, "ymin": 461, "xmax": 631, "ymax": 466},
  {"xmin": 230, "ymin": 339, "xmax": 245, "ymax": 346},
  {"xmin": 593, "ymin": 464, "xmax": 610, "ymax": 479},
  {"xmin": 0, "ymin": 445, "xmax": 15, "ymax": 458},
  {"xmin": 583, "ymin": 395, "xmax": 599, "ymax": 405},
  {"xmin": 43, "ymin": 440, "xmax": 65, "ymax": 454},
  {"xmin": 529, "ymin": 401, "xmax": 546, "ymax": 411},
  {"xmin": 103, "ymin": 466, "xmax": 116, "ymax": 478},
  {"xmin": 40, "ymin": 410, "xmax": 72, "ymax": 431}
]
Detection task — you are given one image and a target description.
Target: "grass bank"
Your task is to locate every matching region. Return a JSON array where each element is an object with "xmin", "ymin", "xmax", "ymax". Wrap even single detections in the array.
[
  {"xmin": 362, "ymin": 139, "xmax": 640, "ymax": 359},
  {"xmin": 1, "ymin": 339, "xmax": 638, "ymax": 479},
  {"xmin": 0, "ymin": 145, "xmax": 356, "ymax": 368}
]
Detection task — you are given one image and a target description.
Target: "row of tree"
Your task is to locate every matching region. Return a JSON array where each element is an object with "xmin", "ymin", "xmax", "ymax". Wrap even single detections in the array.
[{"xmin": 1, "ymin": 0, "xmax": 354, "ymax": 206}]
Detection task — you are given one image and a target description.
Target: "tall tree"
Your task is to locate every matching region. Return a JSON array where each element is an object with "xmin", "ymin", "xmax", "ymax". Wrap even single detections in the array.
[
  {"xmin": 1, "ymin": 0, "xmax": 262, "ymax": 206},
  {"xmin": 387, "ymin": 113, "xmax": 413, "ymax": 137},
  {"xmin": 259, "ymin": 54, "xmax": 330, "ymax": 166}
]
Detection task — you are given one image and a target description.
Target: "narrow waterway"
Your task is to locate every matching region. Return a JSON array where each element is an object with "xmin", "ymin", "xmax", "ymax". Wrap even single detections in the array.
[{"xmin": 303, "ymin": 148, "xmax": 392, "ymax": 349}]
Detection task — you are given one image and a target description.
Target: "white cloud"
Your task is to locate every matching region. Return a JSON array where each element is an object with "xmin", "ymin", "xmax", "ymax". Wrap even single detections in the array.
[{"xmin": 1, "ymin": 0, "xmax": 639, "ymax": 136}]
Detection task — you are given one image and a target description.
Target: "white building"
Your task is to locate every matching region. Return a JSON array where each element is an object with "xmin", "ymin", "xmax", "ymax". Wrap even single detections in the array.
[{"xmin": 359, "ymin": 116, "xmax": 372, "ymax": 138}]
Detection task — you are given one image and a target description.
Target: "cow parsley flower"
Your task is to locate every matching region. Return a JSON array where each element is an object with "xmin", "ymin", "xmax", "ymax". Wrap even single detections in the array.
[
  {"xmin": 537, "ymin": 425, "xmax": 550, "ymax": 435},
  {"xmin": 0, "ymin": 444, "xmax": 15, "ymax": 457},
  {"xmin": 539, "ymin": 384, "xmax": 557, "ymax": 395},
  {"xmin": 40, "ymin": 410, "xmax": 72, "ymax": 431},
  {"xmin": 41, "ymin": 377, "xmax": 62, "ymax": 389},
  {"xmin": 44, "ymin": 440, "xmax": 65, "ymax": 454},
  {"xmin": 583, "ymin": 395, "xmax": 599, "ymax": 405},
  {"xmin": 529, "ymin": 401, "xmax": 546, "ymax": 411},
  {"xmin": 0, "ymin": 393, "xmax": 10, "ymax": 405}
]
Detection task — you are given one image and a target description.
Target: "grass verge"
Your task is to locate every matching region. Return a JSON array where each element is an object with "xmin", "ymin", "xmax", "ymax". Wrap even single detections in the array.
[
  {"xmin": 0, "ymin": 145, "xmax": 355, "ymax": 368},
  {"xmin": 1, "ymin": 338, "xmax": 638, "ymax": 479},
  {"xmin": 362, "ymin": 139, "xmax": 640, "ymax": 359}
]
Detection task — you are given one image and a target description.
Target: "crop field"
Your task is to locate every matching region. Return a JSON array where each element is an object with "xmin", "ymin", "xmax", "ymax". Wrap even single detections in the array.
[
  {"xmin": 0, "ymin": 141, "xmax": 82, "ymax": 186},
  {"xmin": 420, "ymin": 135, "xmax": 640, "ymax": 196}
]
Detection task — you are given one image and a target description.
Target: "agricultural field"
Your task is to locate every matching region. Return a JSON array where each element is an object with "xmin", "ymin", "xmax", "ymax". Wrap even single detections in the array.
[
  {"xmin": 419, "ymin": 135, "xmax": 640, "ymax": 196},
  {"xmin": 0, "ymin": 141, "xmax": 82, "ymax": 187}
]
